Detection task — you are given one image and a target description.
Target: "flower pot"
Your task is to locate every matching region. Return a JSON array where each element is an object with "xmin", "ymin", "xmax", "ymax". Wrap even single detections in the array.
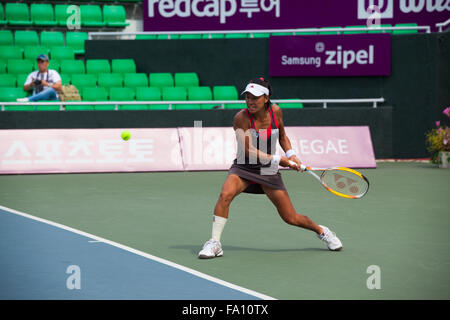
[{"xmin": 439, "ymin": 151, "xmax": 450, "ymax": 168}]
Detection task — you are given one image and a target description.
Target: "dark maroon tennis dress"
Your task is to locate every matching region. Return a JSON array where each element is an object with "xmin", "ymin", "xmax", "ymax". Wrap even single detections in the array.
[{"xmin": 229, "ymin": 104, "xmax": 286, "ymax": 194}]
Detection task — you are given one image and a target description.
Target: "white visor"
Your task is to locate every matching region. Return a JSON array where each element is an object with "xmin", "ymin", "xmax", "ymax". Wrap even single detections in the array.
[{"xmin": 241, "ymin": 83, "xmax": 269, "ymax": 97}]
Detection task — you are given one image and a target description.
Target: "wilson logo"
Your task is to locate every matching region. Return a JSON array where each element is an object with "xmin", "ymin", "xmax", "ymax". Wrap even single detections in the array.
[{"xmin": 358, "ymin": 0, "xmax": 450, "ymax": 20}]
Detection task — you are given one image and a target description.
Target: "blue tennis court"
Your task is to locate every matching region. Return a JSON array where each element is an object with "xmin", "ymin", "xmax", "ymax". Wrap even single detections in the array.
[{"xmin": 0, "ymin": 206, "xmax": 271, "ymax": 300}]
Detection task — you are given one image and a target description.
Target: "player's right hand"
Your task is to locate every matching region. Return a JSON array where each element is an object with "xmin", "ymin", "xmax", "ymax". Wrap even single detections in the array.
[{"xmin": 280, "ymin": 156, "xmax": 300, "ymax": 171}]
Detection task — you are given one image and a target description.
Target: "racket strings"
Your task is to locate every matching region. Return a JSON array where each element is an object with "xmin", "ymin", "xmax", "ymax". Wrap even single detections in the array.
[{"xmin": 322, "ymin": 170, "xmax": 368, "ymax": 197}]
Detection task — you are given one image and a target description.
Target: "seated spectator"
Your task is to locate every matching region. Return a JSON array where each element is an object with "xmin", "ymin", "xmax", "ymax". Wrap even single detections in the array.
[{"xmin": 17, "ymin": 54, "xmax": 62, "ymax": 102}]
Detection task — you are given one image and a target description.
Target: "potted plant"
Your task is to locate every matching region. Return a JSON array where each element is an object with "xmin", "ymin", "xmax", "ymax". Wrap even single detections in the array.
[{"xmin": 426, "ymin": 107, "xmax": 450, "ymax": 168}]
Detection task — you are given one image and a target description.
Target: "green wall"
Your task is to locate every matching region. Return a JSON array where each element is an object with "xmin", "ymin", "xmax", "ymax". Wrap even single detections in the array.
[{"xmin": 84, "ymin": 31, "xmax": 449, "ymax": 158}]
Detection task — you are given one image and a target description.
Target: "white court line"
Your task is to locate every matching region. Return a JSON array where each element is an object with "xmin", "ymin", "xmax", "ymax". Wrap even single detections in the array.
[{"xmin": 0, "ymin": 205, "xmax": 275, "ymax": 300}]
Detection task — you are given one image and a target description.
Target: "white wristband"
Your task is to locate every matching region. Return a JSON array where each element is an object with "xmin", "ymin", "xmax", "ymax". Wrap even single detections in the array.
[
  {"xmin": 271, "ymin": 155, "xmax": 281, "ymax": 166},
  {"xmin": 285, "ymin": 149, "xmax": 296, "ymax": 158}
]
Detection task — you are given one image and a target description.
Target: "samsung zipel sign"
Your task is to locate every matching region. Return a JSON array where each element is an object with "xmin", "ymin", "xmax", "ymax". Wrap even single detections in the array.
[{"xmin": 270, "ymin": 34, "xmax": 391, "ymax": 77}]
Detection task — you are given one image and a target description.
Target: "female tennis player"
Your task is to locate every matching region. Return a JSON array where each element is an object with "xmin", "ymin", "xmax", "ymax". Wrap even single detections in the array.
[{"xmin": 198, "ymin": 78, "xmax": 342, "ymax": 259}]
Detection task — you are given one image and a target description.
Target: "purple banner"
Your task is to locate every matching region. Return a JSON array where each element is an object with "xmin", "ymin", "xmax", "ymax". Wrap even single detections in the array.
[
  {"xmin": 143, "ymin": 0, "xmax": 450, "ymax": 32},
  {"xmin": 269, "ymin": 34, "xmax": 391, "ymax": 77}
]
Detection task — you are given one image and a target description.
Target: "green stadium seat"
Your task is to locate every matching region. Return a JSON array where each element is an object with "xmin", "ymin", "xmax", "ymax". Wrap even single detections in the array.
[
  {"xmin": 343, "ymin": 25, "xmax": 368, "ymax": 34},
  {"xmin": 124, "ymin": 73, "xmax": 148, "ymax": 89},
  {"xmin": 213, "ymin": 86, "xmax": 238, "ymax": 100},
  {"xmin": 277, "ymin": 99, "xmax": 304, "ymax": 109},
  {"xmin": 34, "ymin": 101, "xmax": 61, "ymax": 111},
  {"xmin": 15, "ymin": 31, "xmax": 39, "ymax": 48},
  {"xmin": 228, "ymin": 33, "xmax": 251, "ymax": 38},
  {"xmin": 66, "ymin": 32, "xmax": 88, "ymax": 55},
  {"xmin": 0, "ymin": 87, "xmax": 27, "ymax": 102},
  {"xmin": 82, "ymin": 87, "xmax": 108, "ymax": 101},
  {"xmin": 108, "ymin": 87, "xmax": 135, "ymax": 110},
  {"xmin": 15, "ymin": 74, "xmax": 28, "ymax": 88},
  {"xmin": 86, "ymin": 59, "xmax": 111, "ymax": 75},
  {"xmin": 80, "ymin": 5, "xmax": 105, "ymax": 27},
  {"xmin": 174, "ymin": 72, "xmax": 199, "ymax": 88},
  {"xmin": 55, "ymin": 5, "xmax": 71, "ymax": 27},
  {"xmin": 135, "ymin": 87, "xmax": 164, "ymax": 110},
  {"xmin": 50, "ymin": 46, "xmax": 75, "ymax": 63},
  {"xmin": 162, "ymin": 86, "xmax": 187, "ymax": 109},
  {"xmin": 250, "ymin": 33, "xmax": 270, "ymax": 38},
  {"xmin": 0, "ymin": 62, "xmax": 6, "ymax": 74},
  {"xmin": 295, "ymin": 32, "xmax": 318, "ymax": 35},
  {"xmin": 98, "ymin": 73, "xmax": 123, "ymax": 90},
  {"xmin": 0, "ymin": 30, "xmax": 13, "ymax": 46},
  {"xmin": 368, "ymin": 24, "xmax": 392, "ymax": 34},
  {"xmin": 135, "ymin": 34, "xmax": 157, "ymax": 40},
  {"xmin": 319, "ymin": 27, "xmax": 341, "ymax": 35},
  {"xmin": 5, "ymin": 3, "xmax": 32, "ymax": 26},
  {"xmin": 109, "ymin": 87, "xmax": 131, "ymax": 104},
  {"xmin": 213, "ymin": 85, "xmax": 243, "ymax": 108},
  {"xmin": 157, "ymin": 34, "xmax": 179, "ymax": 40},
  {"xmin": 24, "ymin": 46, "xmax": 50, "ymax": 61},
  {"xmin": 188, "ymin": 86, "xmax": 215, "ymax": 109},
  {"xmin": 61, "ymin": 59, "xmax": 85, "ymax": 75},
  {"xmin": 202, "ymin": 33, "xmax": 225, "ymax": 39},
  {"xmin": 31, "ymin": 4, "xmax": 57, "ymax": 27},
  {"xmin": 225, "ymin": 33, "xmax": 248, "ymax": 38},
  {"xmin": 0, "ymin": 74, "xmax": 16, "ymax": 87},
  {"xmin": 111, "ymin": 59, "xmax": 136, "ymax": 75},
  {"xmin": 0, "ymin": 46, "xmax": 23, "ymax": 60},
  {"xmin": 0, "ymin": 4, "xmax": 7, "ymax": 25},
  {"xmin": 393, "ymin": 23, "xmax": 419, "ymax": 34},
  {"xmin": 149, "ymin": 73, "xmax": 173, "ymax": 88},
  {"xmin": 7, "ymin": 59, "xmax": 33, "ymax": 75},
  {"xmin": 41, "ymin": 31, "xmax": 65, "ymax": 48},
  {"xmin": 81, "ymin": 87, "xmax": 108, "ymax": 110},
  {"xmin": 65, "ymin": 104, "xmax": 95, "ymax": 111},
  {"xmin": 179, "ymin": 34, "xmax": 202, "ymax": 39},
  {"xmin": 71, "ymin": 74, "xmax": 97, "ymax": 93},
  {"xmin": 103, "ymin": 5, "xmax": 129, "ymax": 28},
  {"xmin": 60, "ymin": 73, "xmax": 71, "ymax": 86},
  {"xmin": 272, "ymin": 32, "xmax": 294, "ymax": 36},
  {"xmin": 48, "ymin": 60, "xmax": 61, "ymax": 73}
]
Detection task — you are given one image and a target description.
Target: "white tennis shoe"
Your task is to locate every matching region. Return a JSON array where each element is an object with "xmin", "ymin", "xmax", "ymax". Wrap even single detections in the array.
[
  {"xmin": 318, "ymin": 225, "xmax": 343, "ymax": 251},
  {"xmin": 198, "ymin": 239, "xmax": 223, "ymax": 259}
]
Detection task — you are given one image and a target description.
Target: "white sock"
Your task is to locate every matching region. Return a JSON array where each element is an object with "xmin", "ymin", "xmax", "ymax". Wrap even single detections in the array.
[{"xmin": 211, "ymin": 215, "xmax": 227, "ymax": 242}]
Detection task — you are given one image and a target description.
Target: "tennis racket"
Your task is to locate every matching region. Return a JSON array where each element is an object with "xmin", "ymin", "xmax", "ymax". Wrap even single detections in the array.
[{"xmin": 289, "ymin": 161, "xmax": 369, "ymax": 199}]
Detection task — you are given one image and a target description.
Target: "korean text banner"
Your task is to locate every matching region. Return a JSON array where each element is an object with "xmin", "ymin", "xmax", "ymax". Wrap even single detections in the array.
[
  {"xmin": 0, "ymin": 129, "xmax": 183, "ymax": 174},
  {"xmin": 0, "ymin": 126, "xmax": 376, "ymax": 174},
  {"xmin": 142, "ymin": 0, "xmax": 450, "ymax": 32},
  {"xmin": 269, "ymin": 34, "xmax": 391, "ymax": 77}
]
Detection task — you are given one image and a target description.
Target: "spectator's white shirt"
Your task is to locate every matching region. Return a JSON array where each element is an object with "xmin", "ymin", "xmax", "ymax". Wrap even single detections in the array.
[{"xmin": 24, "ymin": 69, "xmax": 62, "ymax": 97}]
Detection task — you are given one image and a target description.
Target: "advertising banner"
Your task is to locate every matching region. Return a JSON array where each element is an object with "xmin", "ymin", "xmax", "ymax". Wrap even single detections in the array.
[
  {"xmin": 178, "ymin": 126, "xmax": 377, "ymax": 170},
  {"xmin": 142, "ymin": 0, "xmax": 449, "ymax": 32},
  {"xmin": 0, "ymin": 129, "xmax": 183, "ymax": 174},
  {"xmin": 282, "ymin": 126, "xmax": 377, "ymax": 168},
  {"xmin": 0, "ymin": 126, "xmax": 376, "ymax": 174},
  {"xmin": 269, "ymin": 34, "xmax": 391, "ymax": 76}
]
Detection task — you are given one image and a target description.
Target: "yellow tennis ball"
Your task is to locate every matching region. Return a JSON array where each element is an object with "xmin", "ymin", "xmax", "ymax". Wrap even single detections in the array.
[{"xmin": 121, "ymin": 130, "xmax": 131, "ymax": 141}]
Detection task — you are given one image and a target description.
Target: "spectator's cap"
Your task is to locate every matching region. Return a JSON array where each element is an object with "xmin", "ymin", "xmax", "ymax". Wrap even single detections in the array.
[{"xmin": 36, "ymin": 54, "xmax": 49, "ymax": 61}]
